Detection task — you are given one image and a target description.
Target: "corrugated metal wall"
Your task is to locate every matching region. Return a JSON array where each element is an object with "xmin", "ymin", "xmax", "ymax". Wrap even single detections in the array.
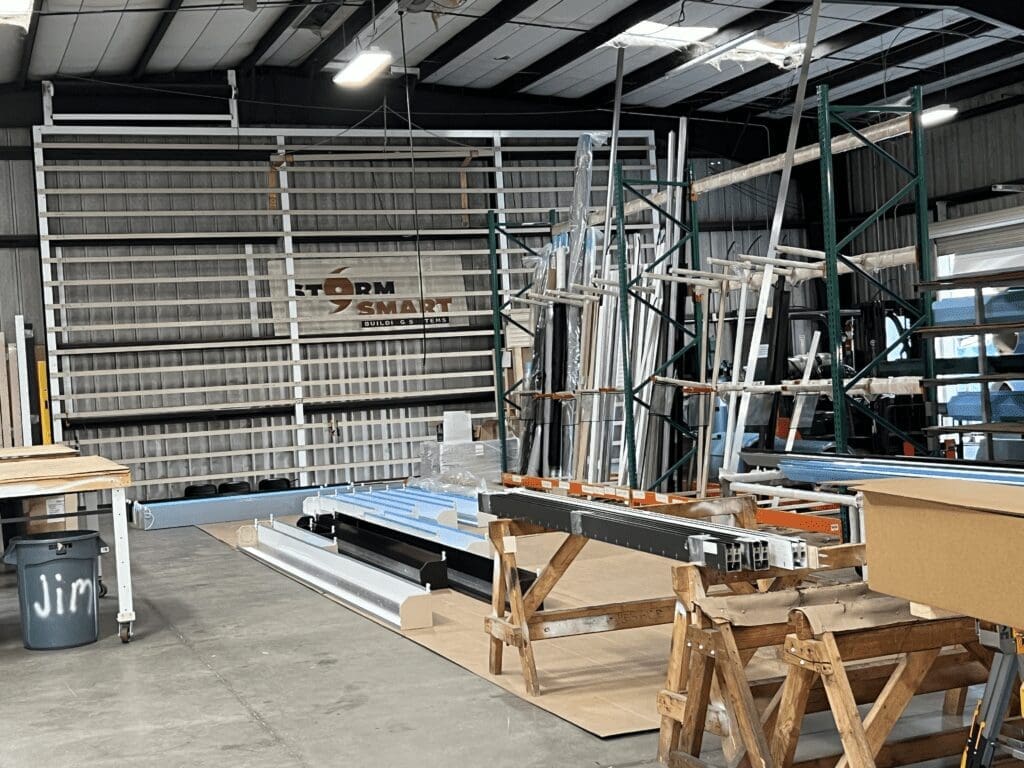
[
  {"xmin": 840, "ymin": 86, "xmax": 1024, "ymax": 300},
  {"xmin": 0, "ymin": 128, "xmax": 42, "ymax": 340}
]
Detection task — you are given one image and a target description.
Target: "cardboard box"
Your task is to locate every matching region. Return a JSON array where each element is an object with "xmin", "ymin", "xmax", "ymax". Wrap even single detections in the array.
[
  {"xmin": 857, "ymin": 478, "xmax": 1024, "ymax": 628},
  {"xmin": 25, "ymin": 493, "xmax": 76, "ymax": 535}
]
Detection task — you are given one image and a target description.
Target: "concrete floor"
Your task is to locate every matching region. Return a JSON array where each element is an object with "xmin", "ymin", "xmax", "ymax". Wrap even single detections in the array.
[
  {"xmin": 0, "ymin": 523, "xmax": 975, "ymax": 768},
  {"xmin": 0, "ymin": 523, "xmax": 659, "ymax": 768}
]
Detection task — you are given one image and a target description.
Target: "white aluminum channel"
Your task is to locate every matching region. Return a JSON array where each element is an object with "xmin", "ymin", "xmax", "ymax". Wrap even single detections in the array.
[
  {"xmin": 240, "ymin": 521, "xmax": 433, "ymax": 630},
  {"xmin": 36, "ymin": 124, "xmax": 654, "ymax": 498},
  {"xmin": 278, "ymin": 135, "xmax": 309, "ymax": 487},
  {"xmin": 13, "ymin": 316, "xmax": 31, "ymax": 446},
  {"xmin": 33, "ymin": 128, "xmax": 62, "ymax": 443}
]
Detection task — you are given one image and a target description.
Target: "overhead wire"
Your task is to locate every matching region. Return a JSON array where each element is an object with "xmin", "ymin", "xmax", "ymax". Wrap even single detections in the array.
[{"xmin": 398, "ymin": 10, "xmax": 430, "ymax": 366}]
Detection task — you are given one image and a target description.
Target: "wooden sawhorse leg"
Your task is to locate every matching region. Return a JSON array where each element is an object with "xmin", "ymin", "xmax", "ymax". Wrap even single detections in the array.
[
  {"xmin": 485, "ymin": 520, "xmax": 587, "ymax": 696},
  {"xmin": 658, "ymin": 622, "xmax": 773, "ymax": 767}
]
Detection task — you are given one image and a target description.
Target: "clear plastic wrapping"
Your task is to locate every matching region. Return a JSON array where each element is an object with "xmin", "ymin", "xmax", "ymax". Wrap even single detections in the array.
[{"xmin": 418, "ymin": 437, "xmax": 521, "ymax": 492}]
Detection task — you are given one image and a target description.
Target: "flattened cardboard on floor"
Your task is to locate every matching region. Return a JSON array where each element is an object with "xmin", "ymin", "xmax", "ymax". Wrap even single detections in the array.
[
  {"xmin": 856, "ymin": 477, "xmax": 1024, "ymax": 628},
  {"xmin": 200, "ymin": 518, "xmax": 675, "ymax": 737}
]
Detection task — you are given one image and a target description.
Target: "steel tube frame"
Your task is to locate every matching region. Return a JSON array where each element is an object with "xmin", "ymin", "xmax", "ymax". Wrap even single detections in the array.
[
  {"xmin": 817, "ymin": 84, "xmax": 935, "ymax": 455},
  {"xmin": 614, "ymin": 165, "xmax": 700, "ymax": 490}
]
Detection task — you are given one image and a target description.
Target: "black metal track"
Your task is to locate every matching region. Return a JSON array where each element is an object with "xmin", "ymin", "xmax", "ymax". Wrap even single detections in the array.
[
  {"xmin": 301, "ymin": 1, "xmax": 387, "ymax": 75},
  {"xmin": 717, "ymin": 16, "xmax": 995, "ymax": 120},
  {"xmin": 132, "ymin": 0, "xmax": 184, "ymax": 80},
  {"xmin": 238, "ymin": 4, "xmax": 306, "ymax": 72},
  {"xmin": 580, "ymin": 0, "xmax": 811, "ymax": 106},
  {"xmin": 488, "ymin": 491, "xmax": 788, "ymax": 570},
  {"xmin": 416, "ymin": 0, "xmax": 539, "ymax": 82},
  {"xmin": 16, "ymin": 0, "xmax": 42, "ymax": 89},
  {"xmin": 824, "ymin": 0, "xmax": 1024, "ymax": 35},
  {"xmin": 298, "ymin": 512, "xmax": 538, "ymax": 604},
  {"xmin": 675, "ymin": 6, "xmax": 933, "ymax": 114},
  {"xmin": 61, "ymin": 390, "xmax": 493, "ymax": 430},
  {"xmin": 830, "ymin": 35, "xmax": 1024, "ymax": 109},
  {"xmin": 493, "ymin": 0, "xmax": 679, "ymax": 95}
]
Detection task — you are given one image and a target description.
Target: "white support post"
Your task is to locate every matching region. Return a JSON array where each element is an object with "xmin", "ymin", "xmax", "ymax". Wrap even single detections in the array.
[
  {"xmin": 493, "ymin": 133, "xmax": 512, "ymax": 298},
  {"xmin": 278, "ymin": 137, "xmax": 310, "ymax": 486},
  {"xmin": 785, "ymin": 330, "xmax": 821, "ymax": 452},
  {"xmin": 726, "ymin": 0, "xmax": 821, "ymax": 476},
  {"xmin": 110, "ymin": 486, "xmax": 136, "ymax": 628},
  {"xmin": 41, "ymin": 81, "xmax": 53, "ymax": 126},
  {"xmin": 227, "ymin": 70, "xmax": 239, "ymax": 128},
  {"xmin": 244, "ymin": 243, "xmax": 260, "ymax": 337},
  {"xmin": 35, "ymin": 128, "xmax": 63, "ymax": 443},
  {"xmin": 14, "ymin": 315, "xmax": 31, "ymax": 446}
]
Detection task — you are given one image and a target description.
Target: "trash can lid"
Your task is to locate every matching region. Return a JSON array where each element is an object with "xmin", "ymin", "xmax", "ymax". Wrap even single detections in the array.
[{"xmin": 8, "ymin": 529, "xmax": 100, "ymax": 546}]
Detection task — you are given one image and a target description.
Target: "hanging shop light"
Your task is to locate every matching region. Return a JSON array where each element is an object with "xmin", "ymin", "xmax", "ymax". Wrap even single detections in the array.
[
  {"xmin": 921, "ymin": 104, "xmax": 959, "ymax": 127},
  {"xmin": 333, "ymin": 48, "xmax": 394, "ymax": 88}
]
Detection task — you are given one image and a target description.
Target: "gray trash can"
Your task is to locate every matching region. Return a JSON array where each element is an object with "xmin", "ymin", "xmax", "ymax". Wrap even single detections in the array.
[{"xmin": 3, "ymin": 530, "xmax": 108, "ymax": 650}]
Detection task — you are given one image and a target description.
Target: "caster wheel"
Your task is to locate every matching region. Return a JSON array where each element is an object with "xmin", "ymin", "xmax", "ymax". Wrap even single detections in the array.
[
  {"xmin": 119, "ymin": 623, "xmax": 132, "ymax": 643},
  {"xmin": 98, "ymin": 580, "xmax": 108, "ymax": 599}
]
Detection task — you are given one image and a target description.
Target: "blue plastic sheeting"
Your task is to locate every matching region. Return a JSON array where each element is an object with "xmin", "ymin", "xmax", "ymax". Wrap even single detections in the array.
[
  {"xmin": 932, "ymin": 289, "xmax": 1024, "ymax": 325},
  {"xmin": 135, "ymin": 483, "xmax": 383, "ymax": 530},
  {"xmin": 779, "ymin": 458, "xmax": 1024, "ymax": 487},
  {"xmin": 948, "ymin": 390, "xmax": 1024, "ymax": 421}
]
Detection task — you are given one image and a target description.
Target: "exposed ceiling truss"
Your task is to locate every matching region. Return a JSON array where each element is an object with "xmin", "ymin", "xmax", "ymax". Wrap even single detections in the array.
[{"xmin": 2, "ymin": 0, "xmax": 1022, "ymax": 129}]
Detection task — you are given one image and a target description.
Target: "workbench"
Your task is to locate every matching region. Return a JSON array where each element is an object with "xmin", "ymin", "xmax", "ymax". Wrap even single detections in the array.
[{"xmin": 0, "ymin": 449, "xmax": 135, "ymax": 642}]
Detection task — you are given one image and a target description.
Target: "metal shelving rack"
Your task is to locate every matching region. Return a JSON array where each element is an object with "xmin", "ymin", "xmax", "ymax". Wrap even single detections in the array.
[
  {"xmin": 818, "ymin": 84, "xmax": 936, "ymax": 454},
  {"xmin": 486, "ymin": 211, "xmax": 553, "ymax": 473},
  {"xmin": 613, "ymin": 163, "xmax": 701, "ymax": 490}
]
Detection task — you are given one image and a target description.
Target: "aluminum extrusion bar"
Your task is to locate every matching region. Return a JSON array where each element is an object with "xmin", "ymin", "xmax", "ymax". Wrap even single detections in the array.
[
  {"xmin": 488, "ymin": 490, "xmax": 806, "ymax": 571},
  {"xmin": 307, "ymin": 495, "xmax": 485, "ymax": 554},
  {"xmin": 297, "ymin": 509, "xmax": 537, "ymax": 604},
  {"xmin": 237, "ymin": 522, "xmax": 433, "ymax": 630},
  {"xmin": 131, "ymin": 483, "xmax": 389, "ymax": 530},
  {"xmin": 779, "ymin": 458, "xmax": 1024, "ymax": 487}
]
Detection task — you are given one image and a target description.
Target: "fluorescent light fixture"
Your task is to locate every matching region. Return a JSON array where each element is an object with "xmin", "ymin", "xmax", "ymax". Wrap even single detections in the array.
[
  {"xmin": 921, "ymin": 104, "xmax": 958, "ymax": 128},
  {"xmin": 608, "ymin": 21, "xmax": 718, "ymax": 49},
  {"xmin": 0, "ymin": 0, "xmax": 33, "ymax": 30},
  {"xmin": 333, "ymin": 49, "xmax": 394, "ymax": 88}
]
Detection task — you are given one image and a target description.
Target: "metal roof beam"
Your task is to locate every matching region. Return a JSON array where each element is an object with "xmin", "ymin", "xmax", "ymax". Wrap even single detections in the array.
[
  {"xmin": 16, "ymin": 0, "xmax": 42, "ymax": 88},
  {"xmin": 132, "ymin": 0, "xmax": 183, "ymax": 81},
  {"xmin": 238, "ymin": 5, "xmax": 306, "ymax": 72},
  {"xmin": 491, "ymin": 0, "xmax": 678, "ymax": 94},
  {"xmin": 579, "ymin": 0, "xmax": 810, "ymax": 106},
  {"xmin": 301, "ymin": 0, "xmax": 388, "ymax": 76},
  {"xmin": 826, "ymin": 0, "xmax": 1024, "ymax": 34},
  {"xmin": 825, "ymin": 36, "xmax": 1024, "ymax": 108},
  {"xmin": 676, "ymin": 7, "xmax": 933, "ymax": 114},
  {"xmin": 417, "ymin": 0, "xmax": 539, "ymax": 82},
  {"xmin": 711, "ymin": 16, "xmax": 994, "ymax": 119}
]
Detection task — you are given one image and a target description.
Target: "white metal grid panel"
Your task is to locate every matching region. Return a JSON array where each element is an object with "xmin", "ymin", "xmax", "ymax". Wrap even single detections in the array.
[{"xmin": 35, "ymin": 125, "xmax": 657, "ymax": 500}]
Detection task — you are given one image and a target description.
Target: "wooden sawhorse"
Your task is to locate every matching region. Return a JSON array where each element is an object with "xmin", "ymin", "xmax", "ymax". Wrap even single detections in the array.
[
  {"xmin": 485, "ymin": 517, "xmax": 677, "ymax": 695},
  {"xmin": 661, "ymin": 578, "xmax": 990, "ymax": 768}
]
